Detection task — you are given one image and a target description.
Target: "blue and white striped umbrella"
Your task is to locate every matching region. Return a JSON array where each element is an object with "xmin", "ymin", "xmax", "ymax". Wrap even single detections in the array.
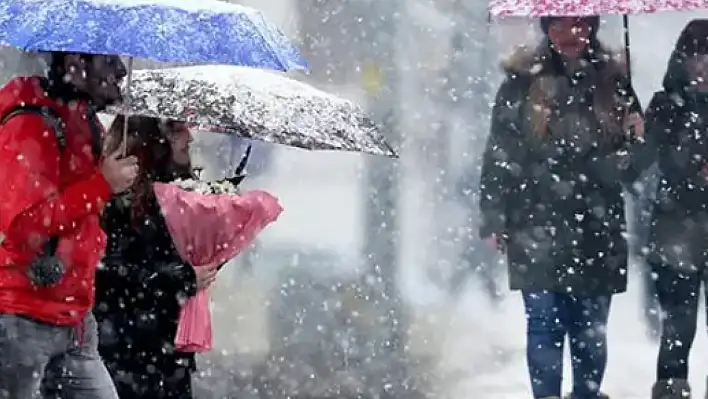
[{"xmin": 0, "ymin": 0, "xmax": 307, "ymax": 71}]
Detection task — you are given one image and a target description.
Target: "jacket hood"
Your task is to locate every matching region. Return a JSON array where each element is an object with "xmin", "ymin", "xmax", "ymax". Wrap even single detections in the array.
[
  {"xmin": 662, "ymin": 51, "xmax": 691, "ymax": 94},
  {"xmin": 500, "ymin": 40, "xmax": 628, "ymax": 79},
  {"xmin": 0, "ymin": 77, "xmax": 61, "ymax": 118},
  {"xmin": 499, "ymin": 40, "xmax": 633, "ymax": 141},
  {"xmin": 662, "ymin": 20, "xmax": 708, "ymax": 94},
  {"xmin": 0, "ymin": 76, "xmax": 94, "ymax": 122}
]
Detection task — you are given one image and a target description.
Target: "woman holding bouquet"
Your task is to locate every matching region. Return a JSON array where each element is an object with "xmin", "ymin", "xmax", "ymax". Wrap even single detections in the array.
[{"xmin": 94, "ymin": 115, "xmax": 219, "ymax": 399}]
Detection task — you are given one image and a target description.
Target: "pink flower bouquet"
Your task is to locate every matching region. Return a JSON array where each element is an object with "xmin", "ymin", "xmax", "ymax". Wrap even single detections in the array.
[{"xmin": 153, "ymin": 180, "xmax": 282, "ymax": 352}]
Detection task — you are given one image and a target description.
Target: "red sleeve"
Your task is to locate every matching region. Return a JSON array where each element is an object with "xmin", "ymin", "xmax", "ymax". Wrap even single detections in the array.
[{"xmin": 0, "ymin": 114, "xmax": 112, "ymax": 252}]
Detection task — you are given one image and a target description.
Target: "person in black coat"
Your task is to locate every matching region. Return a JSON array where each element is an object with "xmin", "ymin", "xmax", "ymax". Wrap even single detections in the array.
[
  {"xmin": 479, "ymin": 16, "xmax": 644, "ymax": 399},
  {"xmin": 643, "ymin": 19, "xmax": 708, "ymax": 399},
  {"xmin": 94, "ymin": 115, "xmax": 219, "ymax": 399}
]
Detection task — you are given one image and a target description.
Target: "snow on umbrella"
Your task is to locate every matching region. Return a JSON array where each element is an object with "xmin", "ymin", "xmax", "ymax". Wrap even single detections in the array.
[
  {"xmin": 106, "ymin": 65, "xmax": 398, "ymax": 158},
  {"xmin": 488, "ymin": 0, "xmax": 708, "ymax": 71},
  {"xmin": 490, "ymin": 0, "xmax": 708, "ymax": 16},
  {"xmin": 0, "ymin": 0, "xmax": 307, "ymax": 70}
]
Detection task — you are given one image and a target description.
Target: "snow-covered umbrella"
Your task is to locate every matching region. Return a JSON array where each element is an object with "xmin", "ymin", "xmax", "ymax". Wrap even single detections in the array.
[
  {"xmin": 106, "ymin": 65, "xmax": 398, "ymax": 158},
  {"xmin": 0, "ymin": 0, "xmax": 309, "ymax": 152},
  {"xmin": 0, "ymin": 0, "xmax": 307, "ymax": 70}
]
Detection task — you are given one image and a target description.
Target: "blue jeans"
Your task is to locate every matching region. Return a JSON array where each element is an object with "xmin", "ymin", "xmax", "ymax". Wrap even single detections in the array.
[
  {"xmin": 0, "ymin": 313, "xmax": 117, "ymax": 399},
  {"xmin": 522, "ymin": 291, "xmax": 611, "ymax": 399}
]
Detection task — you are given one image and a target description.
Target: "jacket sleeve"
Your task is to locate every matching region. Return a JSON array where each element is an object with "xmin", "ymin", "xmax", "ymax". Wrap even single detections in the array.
[
  {"xmin": 646, "ymin": 92, "xmax": 706, "ymax": 185},
  {"xmin": 587, "ymin": 82, "xmax": 649, "ymax": 191},
  {"xmin": 148, "ymin": 218, "xmax": 199, "ymax": 299},
  {"xmin": 101, "ymin": 198, "xmax": 198, "ymax": 299},
  {"xmin": 479, "ymin": 77, "xmax": 525, "ymax": 239},
  {"xmin": 0, "ymin": 114, "xmax": 111, "ymax": 253},
  {"xmin": 610, "ymin": 81, "xmax": 649, "ymax": 186}
]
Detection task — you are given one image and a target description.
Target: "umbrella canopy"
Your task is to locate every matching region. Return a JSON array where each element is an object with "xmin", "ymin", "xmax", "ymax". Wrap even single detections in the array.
[
  {"xmin": 106, "ymin": 65, "xmax": 397, "ymax": 158},
  {"xmin": 490, "ymin": 0, "xmax": 708, "ymax": 16},
  {"xmin": 0, "ymin": 0, "xmax": 307, "ymax": 70}
]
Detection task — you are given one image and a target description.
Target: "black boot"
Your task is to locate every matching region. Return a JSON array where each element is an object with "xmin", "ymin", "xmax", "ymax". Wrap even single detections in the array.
[{"xmin": 651, "ymin": 379, "xmax": 691, "ymax": 399}]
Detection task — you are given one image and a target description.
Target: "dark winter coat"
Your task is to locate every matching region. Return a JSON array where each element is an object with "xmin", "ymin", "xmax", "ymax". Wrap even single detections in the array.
[
  {"xmin": 479, "ymin": 41, "xmax": 641, "ymax": 296},
  {"xmin": 644, "ymin": 57, "xmax": 708, "ymax": 270},
  {"xmin": 94, "ymin": 191, "xmax": 198, "ymax": 392}
]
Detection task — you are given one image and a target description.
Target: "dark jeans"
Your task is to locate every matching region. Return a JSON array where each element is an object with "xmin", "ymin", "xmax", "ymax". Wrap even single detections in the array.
[
  {"xmin": 652, "ymin": 262, "xmax": 706, "ymax": 381},
  {"xmin": 522, "ymin": 291, "xmax": 611, "ymax": 399}
]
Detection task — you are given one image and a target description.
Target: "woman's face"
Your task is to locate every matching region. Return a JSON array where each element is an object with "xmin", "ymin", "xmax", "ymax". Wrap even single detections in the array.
[
  {"xmin": 547, "ymin": 17, "xmax": 592, "ymax": 59},
  {"xmin": 166, "ymin": 122, "xmax": 193, "ymax": 166},
  {"xmin": 686, "ymin": 54, "xmax": 708, "ymax": 91}
]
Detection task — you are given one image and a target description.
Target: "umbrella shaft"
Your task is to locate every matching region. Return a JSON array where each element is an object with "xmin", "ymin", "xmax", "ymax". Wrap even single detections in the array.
[{"xmin": 121, "ymin": 57, "xmax": 135, "ymax": 157}]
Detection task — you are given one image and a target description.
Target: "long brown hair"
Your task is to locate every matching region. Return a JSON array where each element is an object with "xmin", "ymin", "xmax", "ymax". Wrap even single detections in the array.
[
  {"xmin": 525, "ymin": 44, "xmax": 629, "ymax": 140},
  {"xmin": 105, "ymin": 115, "xmax": 193, "ymax": 225}
]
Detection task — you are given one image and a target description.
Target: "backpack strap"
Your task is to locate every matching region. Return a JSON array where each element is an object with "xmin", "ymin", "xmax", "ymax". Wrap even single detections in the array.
[
  {"xmin": 0, "ymin": 105, "xmax": 66, "ymax": 152},
  {"xmin": 0, "ymin": 105, "xmax": 66, "ymax": 257}
]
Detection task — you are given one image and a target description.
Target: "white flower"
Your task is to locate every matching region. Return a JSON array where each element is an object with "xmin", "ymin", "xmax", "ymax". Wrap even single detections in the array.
[{"xmin": 171, "ymin": 177, "xmax": 240, "ymax": 195}]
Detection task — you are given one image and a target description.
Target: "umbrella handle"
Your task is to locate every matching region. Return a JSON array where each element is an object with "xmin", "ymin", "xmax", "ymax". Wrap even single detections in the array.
[
  {"xmin": 223, "ymin": 144, "xmax": 252, "ymax": 187},
  {"xmin": 234, "ymin": 144, "xmax": 252, "ymax": 176},
  {"xmin": 121, "ymin": 57, "xmax": 134, "ymax": 157}
]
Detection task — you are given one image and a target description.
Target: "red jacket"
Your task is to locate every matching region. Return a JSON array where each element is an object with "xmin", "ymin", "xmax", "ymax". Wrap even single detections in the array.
[{"xmin": 0, "ymin": 77, "xmax": 112, "ymax": 326}]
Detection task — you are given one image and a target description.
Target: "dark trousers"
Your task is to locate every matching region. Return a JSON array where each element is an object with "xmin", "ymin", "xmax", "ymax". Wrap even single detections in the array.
[
  {"xmin": 651, "ymin": 262, "xmax": 706, "ymax": 381},
  {"xmin": 641, "ymin": 259, "xmax": 662, "ymax": 340},
  {"xmin": 101, "ymin": 355, "xmax": 193, "ymax": 399},
  {"xmin": 629, "ymin": 164, "xmax": 661, "ymax": 339},
  {"xmin": 522, "ymin": 291, "xmax": 611, "ymax": 399}
]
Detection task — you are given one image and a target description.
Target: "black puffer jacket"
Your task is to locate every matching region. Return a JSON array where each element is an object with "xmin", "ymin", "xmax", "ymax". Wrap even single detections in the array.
[
  {"xmin": 644, "ymin": 46, "xmax": 708, "ymax": 269},
  {"xmin": 95, "ymin": 191, "xmax": 198, "ymax": 374}
]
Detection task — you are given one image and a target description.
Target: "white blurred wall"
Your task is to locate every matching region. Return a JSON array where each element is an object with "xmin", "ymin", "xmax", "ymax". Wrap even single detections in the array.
[{"xmin": 201, "ymin": 0, "xmax": 372, "ymax": 361}]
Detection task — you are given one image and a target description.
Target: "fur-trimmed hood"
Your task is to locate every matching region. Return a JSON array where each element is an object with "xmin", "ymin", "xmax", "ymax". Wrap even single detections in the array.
[
  {"xmin": 500, "ymin": 40, "xmax": 629, "ymax": 79},
  {"xmin": 498, "ymin": 40, "xmax": 634, "ymax": 140}
]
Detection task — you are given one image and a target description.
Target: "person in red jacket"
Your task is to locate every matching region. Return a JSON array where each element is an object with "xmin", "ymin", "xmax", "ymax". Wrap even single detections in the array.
[{"xmin": 0, "ymin": 52, "xmax": 137, "ymax": 399}]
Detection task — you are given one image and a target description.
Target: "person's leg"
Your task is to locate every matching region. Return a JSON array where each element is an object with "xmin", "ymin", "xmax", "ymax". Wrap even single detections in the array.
[
  {"xmin": 650, "ymin": 262, "xmax": 699, "ymax": 398},
  {"xmin": 655, "ymin": 265, "xmax": 699, "ymax": 380},
  {"xmin": 566, "ymin": 295, "xmax": 611, "ymax": 399},
  {"xmin": 0, "ymin": 314, "xmax": 65, "ymax": 399},
  {"xmin": 42, "ymin": 313, "xmax": 118, "ymax": 399},
  {"xmin": 162, "ymin": 366, "xmax": 193, "ymax": 399},
  {"xmin": 522, "ymin": 291, "xmax": 568, "ymax": 399},
  {"xmin": 96, "ymin": 354, "xmax": 143, "ymax": 399},
  {"xmin": 642, "ymin": 260, "xmax": 662, "ymax": 340}
]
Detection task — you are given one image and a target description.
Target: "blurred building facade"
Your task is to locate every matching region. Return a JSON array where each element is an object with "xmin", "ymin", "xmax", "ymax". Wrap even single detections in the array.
[{"xmin": 174, "ymin": 0, "xmax": 708, "ymax": 397}]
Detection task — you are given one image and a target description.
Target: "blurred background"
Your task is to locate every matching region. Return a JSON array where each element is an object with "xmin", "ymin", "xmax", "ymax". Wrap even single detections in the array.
[{"xmin": 4, "ymin": 1, "xmax": 708, "ymax": 398}]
